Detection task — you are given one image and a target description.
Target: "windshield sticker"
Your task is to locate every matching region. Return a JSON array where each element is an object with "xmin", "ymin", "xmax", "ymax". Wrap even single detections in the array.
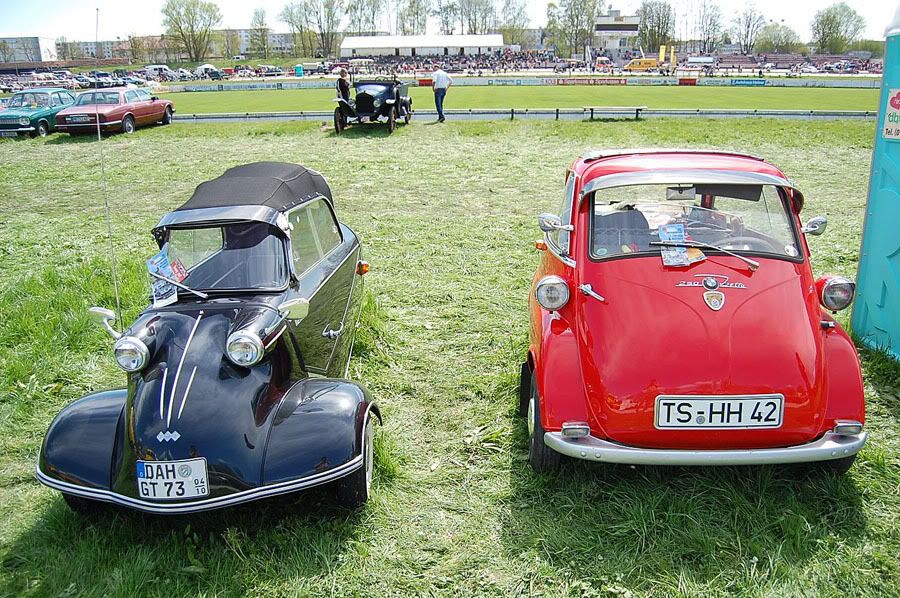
[
  {"xmin": 659, "ymin": 223, "xmax": 706, "ymax": 267},
  {"xmin": 147, "ymin": 244, "xmax": 187, "ymax": 308}
]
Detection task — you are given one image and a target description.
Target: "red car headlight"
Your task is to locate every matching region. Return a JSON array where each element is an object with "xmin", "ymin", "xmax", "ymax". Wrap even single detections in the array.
[{"xmin": 816, "ymin": 276, "xmax": 856, "ymax": 311}]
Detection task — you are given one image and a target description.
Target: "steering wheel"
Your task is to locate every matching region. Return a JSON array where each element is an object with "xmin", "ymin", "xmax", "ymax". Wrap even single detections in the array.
[
  {"xmin": 718, "ymin": 236, "xmax": 779, "ymax": 252},
  {"xmin": 683, "ymin": 218, "xmax": 730, "ymax": 232}
]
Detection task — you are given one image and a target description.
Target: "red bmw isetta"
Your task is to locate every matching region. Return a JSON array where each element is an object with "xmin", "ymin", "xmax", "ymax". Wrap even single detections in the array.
[{"xmin": 522, "ymin": 150, "xmax": 866, "ymax": 474}]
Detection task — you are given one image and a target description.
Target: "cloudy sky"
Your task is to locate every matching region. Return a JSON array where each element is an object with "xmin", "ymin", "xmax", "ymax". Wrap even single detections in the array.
[{"xmin": 0, "ymin": 0, "xmax": 892, "ymax": 43}]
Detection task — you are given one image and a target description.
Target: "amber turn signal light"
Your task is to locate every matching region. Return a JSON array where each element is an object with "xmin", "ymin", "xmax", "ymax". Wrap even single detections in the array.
[
  {"xmin": 534, "ymin": 240, "xmax": 547, "ymax": 251},
  {"xmin": 356, "ymin": 261, "xmax": 370, "ymax": 275}
]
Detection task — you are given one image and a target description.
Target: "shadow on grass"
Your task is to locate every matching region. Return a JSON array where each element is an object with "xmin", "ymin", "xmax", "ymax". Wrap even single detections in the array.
[
  {"xmin": 856, "ymin": 342, "xmax": 900, "ymax": 420},
  {"xmin": 330, "ymin": 122, "xmax": 411, "ymax": 138}
]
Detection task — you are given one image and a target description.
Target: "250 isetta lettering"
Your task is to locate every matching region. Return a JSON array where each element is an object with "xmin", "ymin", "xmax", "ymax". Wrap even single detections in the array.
[
  {"xmin": 36, "ymin": 162, "xmax": 380, "ymax": 514},
  {"xmin": 523, "ymin": 149, "xmax": 866, "ymax": 473}
]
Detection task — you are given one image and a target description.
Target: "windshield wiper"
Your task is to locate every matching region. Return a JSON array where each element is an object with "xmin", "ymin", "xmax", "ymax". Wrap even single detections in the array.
[
  {"xmin": 650, "ymin": 240, "xmax": 760, "ymax": 272},
  {"xmin": 148, "ymin": 271, "xmax": 209, "ymax": 299}
]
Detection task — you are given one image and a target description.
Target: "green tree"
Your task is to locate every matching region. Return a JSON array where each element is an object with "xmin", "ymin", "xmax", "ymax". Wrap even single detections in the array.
[
  {"xmin": 457, "ymin": 0, "xmax": 496, "ymax": 35},
  {"xmin": 399, "ymin": 0, "xmax": 431, "ymax": 34},
  {"xmin": 811, "ymin": 2, "xmax": 865, "ymax": 54},
  {"xmin": 498, "ymin": 0, "xmax": 529, "ymax": 46},
  {"xmin": 637, "ymin": 0, "xmax": 674, "ymax": 53},
  {"xmin": 250, "ymin": 8, "xmax": 270, "ymax": 58},
  {"xmin": 755, "ymin": 23, "xmax": 801, "ymax": 54},
  {"xmin": 432, "ymin": 0, "xmax": 459, "ymax": 34},
  {"xmin": 161, "ymin": 0, "xmax": 222, "ymax": 61},
  {"xmin": 308, "ymin": 0, "xmax": 344, "ymax": 57}
]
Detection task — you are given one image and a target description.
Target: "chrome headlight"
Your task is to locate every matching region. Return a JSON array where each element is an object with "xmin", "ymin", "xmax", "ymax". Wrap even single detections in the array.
[
  {"xmin": 226, "ymin": 331, "xmax": 264, "ymax": 366},
  {"xmin": 820, "ymin": 276, "xmax": 856, "ymax": 311},
  {"xmin": 373, "ymin": 98, "xmax": 383, "ymax": 109},
  {"xmin": 114, "ymin": 336, "xmax": 149, "ymax": 372},
  {"xmin": 18, "ymin": 117, "xmax": 29, "ymax": 126},
  {"xmin": 535, "ymin": 275, "xmax": 570, "ymax": 311}
]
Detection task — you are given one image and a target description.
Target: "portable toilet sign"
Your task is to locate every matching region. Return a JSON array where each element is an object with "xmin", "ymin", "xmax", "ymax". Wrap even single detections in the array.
[{"xmin": 852, "ymin": 6, "xmax": 900, "ymax": 359}]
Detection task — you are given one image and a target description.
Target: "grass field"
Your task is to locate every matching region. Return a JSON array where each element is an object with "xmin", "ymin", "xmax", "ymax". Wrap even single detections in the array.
[
  {"xmin": 1, "ymin": 119, "xmax": 898, "ymax": 597},
  {"xmin": 163, "ymin": 85, "xmax": 881, "ymax": 114}
]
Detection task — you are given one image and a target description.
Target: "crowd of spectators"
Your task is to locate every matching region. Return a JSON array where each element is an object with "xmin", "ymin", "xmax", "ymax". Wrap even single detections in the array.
[{"xmin": 355, "ymin": 49, "xmax": 571, "ymax": 76}]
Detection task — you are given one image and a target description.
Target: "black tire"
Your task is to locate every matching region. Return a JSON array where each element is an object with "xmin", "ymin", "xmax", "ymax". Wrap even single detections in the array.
[
  {"xmin": 34, "ymin": 121, "xmax": 50, "ymax": 138},
  {"xmin": 122, "ymin": 115, "xmax": 135, "ymax": 134},
  {"xmin": 387, "ymin": 107, "xmax": 396, "ymax": 133},
  {"xmin": 817, "ymin": 455, "xmax": 857, "ymax": 476},
  {"xmin": 528, "ymin": 371, "xmax": 561, "ymax": 473},
  {"xmin": 335, "ymin": 414, "xmax": 375, "ymax": 507},
  {"xmin": 162, "ymin": 106, "xmax": 173, "ymax": 125},
  {"xmin": 518, "ymin": 362, "xmax": 531, "ymax": 417},
  {"xmin": 404, "ymin": 102, "xmax": 411, "ymax": 124},
  {"xmin": 333, "ymin": 107, "xmax": 345, "ymax": 134},
  {"xmin": 63, "ymin": 493, "xmax": 109, "ymax": 515}
]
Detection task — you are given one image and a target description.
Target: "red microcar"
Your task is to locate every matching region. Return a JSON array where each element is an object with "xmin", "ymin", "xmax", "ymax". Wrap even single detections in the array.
[{"xmin": 522, "ymin": 149, "xmax": 866, "ymax": 474}]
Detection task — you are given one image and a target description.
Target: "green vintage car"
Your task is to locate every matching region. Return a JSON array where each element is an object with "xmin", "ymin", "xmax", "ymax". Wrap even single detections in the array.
[{"xmin": 0, "ymin": 88, "xmax": 77, "ymax": 138}]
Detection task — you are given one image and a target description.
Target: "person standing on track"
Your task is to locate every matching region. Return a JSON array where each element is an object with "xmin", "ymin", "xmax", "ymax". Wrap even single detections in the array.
[{"xmin": 432, "ymin": 67, "xmax": 452, "ymax": 122}]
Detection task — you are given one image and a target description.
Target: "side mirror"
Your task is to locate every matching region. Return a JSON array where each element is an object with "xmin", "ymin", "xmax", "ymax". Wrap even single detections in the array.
[
  {"xmin": 802, "ymin": 215, "xmax": 827, "ymax": 236},
  {"xmin": 279, "ymin": 298, "xmax": 309, "ymax": 321},
  {"xmin": 89, "ymin": 306, "xmax": 121, "ymax": 339},
  {"xmin": 151, "ymin": 96, "xmax": 158, "ymax": 101},
  {"xmin": 537, "ymin": 212, "xmax": 573, "ymax": 233}
]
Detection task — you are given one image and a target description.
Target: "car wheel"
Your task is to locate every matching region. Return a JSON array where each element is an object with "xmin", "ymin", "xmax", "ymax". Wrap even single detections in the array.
[
  {"xmin": 387, "ymin": 108, "xmax": 396, "ymax": 133},
  {"xmin": 35, "ymin": 121, "xmax": 49, "ymax": 138},
  {"xmin": 63, "ymin": 493, "xmax": 109, "ymax": 515},
  {"xmin": 333, "ymin": 107, "xmax": 344, "ymax": 134},
  {"xmin": 404, "ymin": 107, "xmax": 411, "ymax": 124},
  {"xmin": 518, "ymin": 362, "xmax": 531, "ymax": 416},
  {"xmin": 335, "ymin": 414, "xmax": 375, "ymax": 507},
  {"xmin": 817, "ymin": 455, "xmax": 857, "ymax": 476},
  {"xmin": 122, "ymin": 115, "xmax": 135, "ymax": 134},
  {"xmin": 162, "ymin": 106, "xmax": 173, "ymax": 125},
  {"xmin": 528, "ymin": 371, "xmax": 561, "ymax": 473}
]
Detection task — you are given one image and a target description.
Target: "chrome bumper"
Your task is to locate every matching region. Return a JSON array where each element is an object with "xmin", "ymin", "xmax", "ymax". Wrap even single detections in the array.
[
  {"xmin": 544, "ymin": 431, "xmax": 867, "ymax": 466},
  {"xmin": 58, "ymin": 120, "xmax": 121, "ymax": 128},
  {"xmin": 34, "ymin": 454, "xmax": 362, "ymax": 514},
  {"xmin": 0, "ymin": 126, "xmax": 35, "ymax": 133}
]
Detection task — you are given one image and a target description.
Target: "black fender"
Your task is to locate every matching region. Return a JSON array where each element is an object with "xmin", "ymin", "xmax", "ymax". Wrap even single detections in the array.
[
  {"xmin": 37, "ymin": 389, "xmax": 126, "ymax": 490},
  {"xmin": 263, "ymin": 378, "xmax": 380, "ymax": 484}
]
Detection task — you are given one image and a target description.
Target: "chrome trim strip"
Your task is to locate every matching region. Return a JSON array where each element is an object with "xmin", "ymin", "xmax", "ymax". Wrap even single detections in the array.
[
  {"xmin": 177, "ymin": 366, "xmax": 198, "ymax": 420},
  {"xmin": 167, "ymin": 312, "xmax": 202, "ymax": 428},
  {"xmin": 0, "ymin": 126, "xmax": 35, "ymax": 132},
  {"xmin": 59, "ymin": 120, "xmax": 121, "ymax": 127},
  {"xmin": 154, "ymin": 205, "xmax": 283, "ymax": 231},
  {"xmin": 158, "ymin": 367, "xmax": 167, "ymax": 420},
  {"xmin": 325, "ymin": 245, "xmax": 361, "ymax": 371},
  {"xmin": 579, "ymin": 169, "xmax": 798, "ymax": 201},
  {"xmin": 264, "ymin": 324, "xmax": 287, "ymax": 349},
  {"xmin": 544, "ymin": 232, "xmax": 576, "ymax": 268},
  {"xmin": 35, "ymin": 455, "xmax": 363, "ymax": 514},
  {"xmin": 544, "ymin": 431, "xmax": 867, "ymax": 466}
]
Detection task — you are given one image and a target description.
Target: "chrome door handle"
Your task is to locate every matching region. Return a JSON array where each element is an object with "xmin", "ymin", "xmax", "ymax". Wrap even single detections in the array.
[
  {"xmin": 579, "ymin": 284, "xmax": 606, "ymax": 302},
  {"xmin": 322, "ymin": 323, "xmax": 344, "ymax": 339}
]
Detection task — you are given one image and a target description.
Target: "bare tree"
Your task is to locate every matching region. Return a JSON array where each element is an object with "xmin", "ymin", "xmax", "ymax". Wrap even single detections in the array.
[
  {"xmin": 732, "ymin": 3, "xmax": 765, "ymax": 54},
  {"xmin": 281, "ymin": 2, "xmax": 314, "ymax": 56},
  {"xmin": 309, "ymin": 0, "xmax": 344, "ymax": 58},
  {"xmin": 161, "ymin": 0, "xmax": 222, "ymax": 61},
  {"xmin": 250, "ymin": 8, "xmax": 270, "ymax": 58},
  {"xmin": 811, "ymin": 2, "xmax": 865, "ymax": 54},
  {"xmin": 346, "ymin": 0, "xmax": 384, "ymax": 33},
  {"xmin": 458, "ymin": 0, "xmax": 497, "ymax": 35},
  {"xmin": 399, "ymin": 0, "xmax": 431, "ymax": 34},
  {"xmin": 0, "ymin": 41, "xmax": 12, "ymax": 63},
  {"xmin": 432, "ymin": 0, "xmax": 459, "ymax": 34},
  {"xmin": 498, "ymin": 0, "xmax": 529, "ymax": 46},
  {"xmin": 128, "ymin": 35, "xmax": 146, "ymax": 62},
  {"xmin": 637, "ymin": 0, "xmax": 674, "ymax": 53},
  {"xmin": 220, "ymin": 29, "xmax": 241, "ymax": 58},
  {"xmin": 696, "ymin": 0, "xmax": 722, "ymax": 54}
]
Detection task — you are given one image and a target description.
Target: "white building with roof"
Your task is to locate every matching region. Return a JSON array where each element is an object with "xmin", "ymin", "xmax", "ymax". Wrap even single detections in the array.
[
  {"xmin": 593, "ymin": 8, "xmax": 639, "ymax": 62},
  {"xmin": 0, "ymin": 37, "xmax": 58, "ymax": 62},
  {"xmin": 340, "ymin": 34, "xmax": 504, "ymax": 58}
]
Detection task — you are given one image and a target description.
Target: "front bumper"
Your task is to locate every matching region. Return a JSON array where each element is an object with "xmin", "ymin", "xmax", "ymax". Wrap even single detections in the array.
[
  {"xmin": 57, "ymin": 120, "xmax": 121, "ymax": 130},
  {"xmin": 544, "ymin": 431, "xmax": 867, "ymax": 466},
  {"xmin": 0, "ymin": 126, "xmax": 35, "ymax": 135},
  {"xmin": 35, "ymin": 454, "xmax": 362, "ymax": 514}
]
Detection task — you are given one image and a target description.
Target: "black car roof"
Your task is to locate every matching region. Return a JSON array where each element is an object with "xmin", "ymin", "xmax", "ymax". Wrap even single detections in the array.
[{"xmin": 175, "ymin": 162, "xmax": 332, "ymax": 213}]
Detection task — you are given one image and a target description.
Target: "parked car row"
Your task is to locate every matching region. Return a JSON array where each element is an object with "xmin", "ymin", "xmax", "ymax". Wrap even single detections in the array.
[
  {"xmin": 0, "ymin": 87, "xmax": 174, "ymax": 138},
  {"xmin": 34, "ymin": 151, "xmax": 867, "ymax": 517}
]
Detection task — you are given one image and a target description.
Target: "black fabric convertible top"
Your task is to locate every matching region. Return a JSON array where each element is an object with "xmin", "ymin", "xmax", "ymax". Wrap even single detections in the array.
[{"xmin": 175, "ymin": 162, "xmax": 333, "ymax": 213}]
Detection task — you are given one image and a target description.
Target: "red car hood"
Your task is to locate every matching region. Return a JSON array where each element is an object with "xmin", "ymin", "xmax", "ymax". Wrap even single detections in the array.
[
  {"xmin": 577, "ymin": 256, "xmax": 825, "ymax": 449},
  {"xmin": 58, "ymin": 104, "xmax": 119, "ymax": 117}
]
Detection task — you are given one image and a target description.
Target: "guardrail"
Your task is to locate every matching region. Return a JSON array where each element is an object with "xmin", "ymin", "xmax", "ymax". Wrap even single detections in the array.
[{"xmin": 174, "ymin": 107, "xmax": 878, "ymax": 123}]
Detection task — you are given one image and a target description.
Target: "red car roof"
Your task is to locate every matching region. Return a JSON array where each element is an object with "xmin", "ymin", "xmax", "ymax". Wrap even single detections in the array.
[{"xmin": 574, "ymin": 149, "xmax": 788, "ymax": 183}]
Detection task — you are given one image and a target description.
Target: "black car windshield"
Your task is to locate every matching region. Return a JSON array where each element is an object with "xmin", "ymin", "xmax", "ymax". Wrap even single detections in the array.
[
  {"xmin": 8, "ymin": 93, "xmax": 48, "ymax": 108},
  {"xmin": 75, "ymin": 92, "xmax": 120, "ymax": 105},
  {"xmin": 166, "ymin": 222, "xmax": 288, "ymax": 291},
  {"xmin": 356, "ymin": 84, "xmax": 391, "ymax": 95},
  {"xmin": 590, "ymin": 184, "xmax": 800, "ymax": 260}
]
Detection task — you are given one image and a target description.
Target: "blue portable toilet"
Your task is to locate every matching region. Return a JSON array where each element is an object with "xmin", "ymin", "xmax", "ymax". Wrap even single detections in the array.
[
  {"xmin": 852, "ymin": 6, "xmax": 900, "ymax": 359},
  {"xmin": 294, "ymin": 64, "xmax": 304, "ymax": 77}
]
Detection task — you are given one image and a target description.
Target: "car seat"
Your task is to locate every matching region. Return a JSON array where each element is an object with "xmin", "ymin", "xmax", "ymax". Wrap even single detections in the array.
[{"xmin": 593, "ymin": 208, "xmax": 652, "ymax": 255}]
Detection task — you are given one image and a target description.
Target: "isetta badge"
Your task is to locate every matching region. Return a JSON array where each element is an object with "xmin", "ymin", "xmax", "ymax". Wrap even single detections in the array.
[{"xmin": 703, "ymin": 290, "xmax": 726, "ymax": 311}]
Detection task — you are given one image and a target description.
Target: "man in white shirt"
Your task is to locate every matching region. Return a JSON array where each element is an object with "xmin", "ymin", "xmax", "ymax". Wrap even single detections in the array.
[{"xmin": 432, "ymin": 67, "xmax": 452, "ymax": 122}]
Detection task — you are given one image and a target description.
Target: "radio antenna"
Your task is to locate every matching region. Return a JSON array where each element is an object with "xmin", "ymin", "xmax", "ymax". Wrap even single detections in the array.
[{"xmin": 94, "ymin": 7, "xmax": 123, "ymax": 326}]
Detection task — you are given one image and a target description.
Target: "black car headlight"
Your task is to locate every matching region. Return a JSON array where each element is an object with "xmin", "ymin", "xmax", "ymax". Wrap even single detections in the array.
[{"xmin": 114, "ymin": 336, "xmax": 150, "ymax": 372}]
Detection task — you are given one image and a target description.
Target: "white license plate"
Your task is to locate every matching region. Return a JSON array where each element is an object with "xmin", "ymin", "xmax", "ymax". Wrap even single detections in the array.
[
  {"xmin": 70, "ymin": 116, "xmax": 90, "ymax": 122},
  {"xmin": 136, "ymin": 457, "xmax": 209, "ymax": 500},
  {"xmin": 655, "ymin": 395, "xmax": 784, "ymax": 429},
  {"xmin": 0, "ymin": 131, "xmax": 17, "ymax": 137}
]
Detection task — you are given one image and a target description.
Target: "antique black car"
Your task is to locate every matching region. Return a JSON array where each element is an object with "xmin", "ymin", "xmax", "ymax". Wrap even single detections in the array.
[
  {"xmin": 334, "ymin": 78, "xmax": 412, "ymax": 134},
  {"xmin": 36, "ymin": 162, "xmax": 380, "ymax": 514}
]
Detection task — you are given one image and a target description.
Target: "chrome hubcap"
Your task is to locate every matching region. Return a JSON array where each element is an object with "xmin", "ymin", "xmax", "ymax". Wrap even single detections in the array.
[
  {"xmin": 364, "ymin": 418, "xmax": 374, "ymax": 495},
  {"xmin": 527, "ymin": 397, "xmax": 535, "ymax": 437}
]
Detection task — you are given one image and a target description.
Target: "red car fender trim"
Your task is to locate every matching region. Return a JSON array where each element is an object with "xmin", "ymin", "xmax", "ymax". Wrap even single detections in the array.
[
  {"xmin": 820, "ymin": 317, "xmax": 865, "ymax": 432},
  {"xmin": 535, "ymin": 310, "xmax": 592, "ymax": 433}
]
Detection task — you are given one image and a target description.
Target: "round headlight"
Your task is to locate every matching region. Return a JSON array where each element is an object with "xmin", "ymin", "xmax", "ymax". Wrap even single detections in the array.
[
  {"xmin": 19, "ymin": 117, "xmax": 29, "ymax": 126},
  {"xmin": 820, "ymin": 276, "xmax": 856, "ymax": 311},
  {"xmin": 373, "ymin": 98, "xmax": 383, "ymax": 108},
  {"xmin": 226, "ymin": 331, "xmax": 264, "ymax": 367},
  {"xmin": 535, "ymin": 275, "xmax": 570, "ymax": 311},
  {"xmin": 114, "ymin": 336, "xmax": 149, "ymax": 372}
]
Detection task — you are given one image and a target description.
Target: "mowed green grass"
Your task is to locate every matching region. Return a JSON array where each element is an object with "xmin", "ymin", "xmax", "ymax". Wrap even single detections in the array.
[
  {"xmin": 164, "ymin": 85, "xmax": 880, "ymax": 114},
  {"xmin": 1, "ymin": 119, "xmax": 898, "ymax": 597}
]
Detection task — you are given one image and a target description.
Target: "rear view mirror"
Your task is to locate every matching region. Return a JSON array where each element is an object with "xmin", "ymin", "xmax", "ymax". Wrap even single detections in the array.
[
  {"xmin": 666, "ymin": 186, "xmax": 696, "ymax": 201},
  {"xmin": 89, "ymin": 306, "xmax": 121, "ymax": 339},
  {"xmin": 802, "ymin": 215, "xmax": 827, "ymax": 236},
  {"xmin": 279, "ymin": 298, "xmax": 309, "ymax": 321},
  {"xmin": 151, "ymin": 96, "xmax": 158, "ymax": 101},
  {"xmin": 538, "ymin": 213, "xmax": 573, "ymax": 233}
]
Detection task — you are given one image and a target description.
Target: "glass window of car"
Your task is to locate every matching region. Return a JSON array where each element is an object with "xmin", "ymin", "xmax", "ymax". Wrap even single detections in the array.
[
  {"xmin": 9, "ymin": 92, "xmax": 48, "ymax": 108},
  {"xmin": 554, "ymin": 173, "xmax": 576, "ymax": 254},
  {"xmin": 136, "ymin": 89, "xmax": 152, "ymax": 101},
  {"xmin": 75, "ymin": 92, "xmax": 120, "ymax": 105},
  {"xmin": 589, "ymin": 184, "xmax": 800, "ymax": 260},
  {"xmin": 49, "ymin": 93, "xmax": 60, "ymax": 107},
  {"xmin": 287, "ymin": 199, "xmax": 342, "ymax": 275},
  {"xmin": 166, "ymin": 223, "xmax": 288, "ymax": 290},
  {"xmin": 124, "ymin": 90, "xmax": 140, "ymax": 103}
]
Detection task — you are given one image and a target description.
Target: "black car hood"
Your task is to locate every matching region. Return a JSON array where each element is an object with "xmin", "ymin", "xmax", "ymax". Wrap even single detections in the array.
[{"xmin": 111, "ymin": 302, "xmax": 296, "ymax": 498}]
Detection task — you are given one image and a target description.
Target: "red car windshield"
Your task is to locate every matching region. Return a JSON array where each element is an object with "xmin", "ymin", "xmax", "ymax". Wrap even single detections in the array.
[
  {"xmin": 75, "ymin": 92, "xmax": 120, "ymax": 105},
  {"xmin": 590, "ymin": 184, "xmax": 800, "ymax": 260}
]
